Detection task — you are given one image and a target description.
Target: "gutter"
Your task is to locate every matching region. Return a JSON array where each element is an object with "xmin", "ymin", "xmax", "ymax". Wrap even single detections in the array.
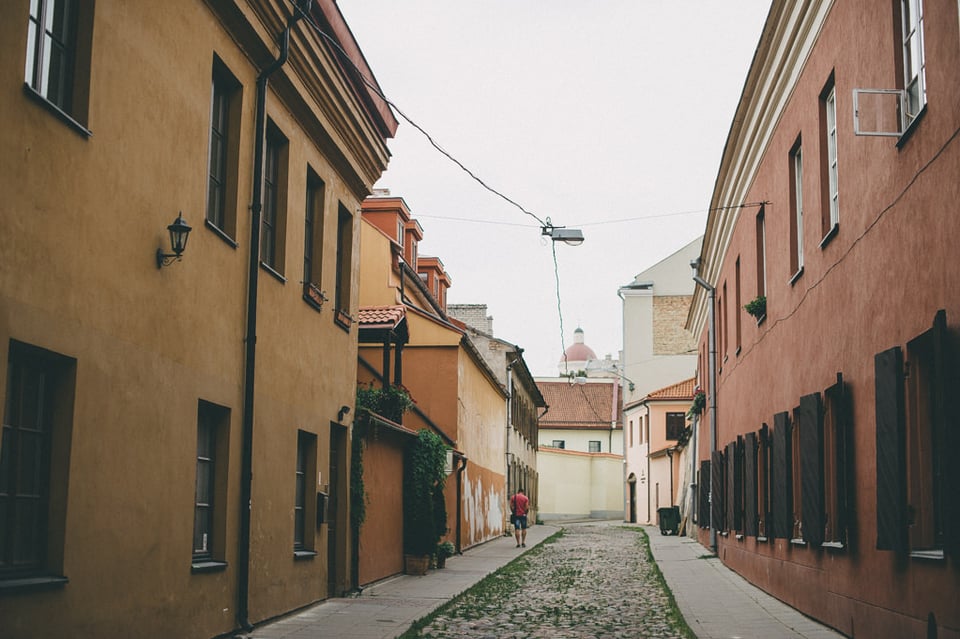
[{"xmin": 238, "ymin": 4, "xmax": 308, "ymax": 629}]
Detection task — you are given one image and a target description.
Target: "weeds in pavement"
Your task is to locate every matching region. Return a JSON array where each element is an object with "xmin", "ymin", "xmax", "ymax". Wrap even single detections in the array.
[
  {"xmin": 621, "ymin": 526, "xmax": 697, "ymax": 639},
  {"xmin": 398, "ymin": 530, "xmax": 564, "ymax": 639}
]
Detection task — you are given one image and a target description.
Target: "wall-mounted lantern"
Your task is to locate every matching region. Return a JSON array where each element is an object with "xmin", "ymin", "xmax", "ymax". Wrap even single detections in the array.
[{"xmin": 156, "ymin": 212, "xmax": 192, "ymax": 268}]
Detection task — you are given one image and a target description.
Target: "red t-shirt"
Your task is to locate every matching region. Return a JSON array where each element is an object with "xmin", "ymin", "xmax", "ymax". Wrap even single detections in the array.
[{"xmin": 511, "ymin": 492, "xmax": 529, "ymax": 517}]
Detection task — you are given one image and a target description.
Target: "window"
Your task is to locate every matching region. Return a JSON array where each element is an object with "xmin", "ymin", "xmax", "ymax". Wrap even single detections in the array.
[
  {"xmin": 665, "ymin": 412, "xmax": 685, "ymax": 441},
  {"xmin": 1, "ymin": 341, "xmax": 74, "ymax": 586},
  {"xmin": 24, "ymin": 0, "xmax": 93, "ymax": 131},
  {"xmin": 789, "ymin": 140, "xmax": 804, "ymax": 278},
  {"xmin": 757, "ymin": 424, "xmax": 770, "ymax": 539},
  {"xmin": 900, "ymin": 0, "xmax": 926, "ymax": 124},
  {"xmin": 904, "ymin": 311, "xmax": 948, "ymax": 554},
  {"xmin": 206, "ymin": 58, "xmax": 242, "ymax": 240},
  {"xmin": 791, "ymin": 404, "xmax": 804, "ymax": 541},
  {"xmin": 551, "ymin": 440, "xmax": 565, "ymax": 449},
  {"xmin": 629, "ymin": 419, "xmax": 634, "ymax": 447},
  {"xmin": 820, "ymin": 79, "xmax": 839, "ymax": 240},
  {"xmin": 262, "ymin": 121, "xmax": 288, "ymax": 275},
  {"xmin": 303, "ymin": 169, "xmax": 326, "ymax": 310},
  {"xmin": 588, "ymin": 440, "xmax": 601, "ymax": 453},
  {"xmin": 756, "ymin": 205, "xmax": 767, "ymax": 297},
  {"xmin": 875, "ymin": 310, "xmax": 955, "ymax": 556},
  {"xmin": 334, "ymin": 203, "xmax": 354, "ymax": 327},
  {"xmin": 192, "ymin": 401, "xmax": 229, "ymax": 570},
  {"xmin": 771, "ymin": 411, "xmax": 793, "ymax": 539},
  {"xmin": 294, "ymin": 430, "xmax": 317, "ymax": 554},
  {"xmin": 822, "ymin": 375, "xmax": 852, "ymax": 547}
]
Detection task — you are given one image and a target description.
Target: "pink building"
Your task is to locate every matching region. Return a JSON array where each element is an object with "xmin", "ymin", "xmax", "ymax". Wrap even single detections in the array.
[{"xmin": 688, "ymin": 1, "xmax": 960, "ymax": 637}]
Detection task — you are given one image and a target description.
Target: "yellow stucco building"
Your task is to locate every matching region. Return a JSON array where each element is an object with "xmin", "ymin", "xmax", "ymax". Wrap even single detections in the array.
[{"xmin": 0, "ymin": 1, "xmax": 395, "ymax": 637}]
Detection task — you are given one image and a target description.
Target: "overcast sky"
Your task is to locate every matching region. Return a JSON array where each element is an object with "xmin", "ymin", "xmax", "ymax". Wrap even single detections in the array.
[{"xmin": 338, "ymin": 1, "xmax": 771, "ymax": 377}]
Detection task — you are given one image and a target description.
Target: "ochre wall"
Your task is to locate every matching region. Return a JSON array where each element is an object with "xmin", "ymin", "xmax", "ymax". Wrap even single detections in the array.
[{"xmin": 0, "ymin": 0, "xmax": 388, "ymax": 637}]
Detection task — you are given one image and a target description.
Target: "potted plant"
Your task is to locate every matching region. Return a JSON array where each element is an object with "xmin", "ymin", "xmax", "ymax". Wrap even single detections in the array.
[
  {"xmin": 687, "ymin": 390, "xmax": 706, "ymax": 420},
  {"xmin": 435, "ymin": 541, "xmax": 455, "ymax": 568},
  {"xmin": 356, "ymin": 383, "xmax": 414, "ymax": 423},
  {"xmin": 744, "ymin": 295, "xmax": 766, "ymax": 321},
  {"xmin": 403, "ymin": 430, "xmax": 448, "ymax": 575}
]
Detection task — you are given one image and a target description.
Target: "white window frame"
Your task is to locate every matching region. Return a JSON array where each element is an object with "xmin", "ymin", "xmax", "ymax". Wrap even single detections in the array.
[
  {"xmin": 901, "ymin": 0, "xmax": 926, "ymax": 123},
  {"xmin": 792, "ymin": 146, "xmax": 804, "ymax": 272},
  {"xmin": 825, "ymin": 87, "xmax": 839, "ymax": 229}
]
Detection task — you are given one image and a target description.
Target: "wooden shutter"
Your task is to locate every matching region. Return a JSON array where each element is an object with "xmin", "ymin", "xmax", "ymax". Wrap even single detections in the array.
[
  {"xmin": 875, "ymin": 346, "xmax": 906, "ymax": 551},
  {"xmin": 734, "ymin": 437, "xmax": 744, "ymax": 531},
  {"xmin": 744, "ymin": 432, "xmax": 758, "ymax": 537},
  {"xmin": 799, "ymin": 392, "xmax": 824, "ymax": 546},
  {"xmin": 712, "ymin": 449, "xmax": 725, "ymax": 532},
  {"xmin": 772, "ymin": 411, "xmax": 792, "ymax": 539},
  {"xmin": 759, "ymin": 423, "xmax": 770, "ymax": 536},
  {"xmin": 726, "ymin": 442, "xmax": 735, "ymax": 532},
  {"xmin": 930, "ymin": 310, "xmax": 959, "ymax": 555},
  {"xmin": 699, "ymin": 460, "xmax": 711, "ymax": 529}
]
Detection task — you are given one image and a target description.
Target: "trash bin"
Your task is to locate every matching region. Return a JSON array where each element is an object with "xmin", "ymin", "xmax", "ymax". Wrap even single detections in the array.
[{"xmin": 657, "ymin": 506, "xmax": 680, "ymax": 535}]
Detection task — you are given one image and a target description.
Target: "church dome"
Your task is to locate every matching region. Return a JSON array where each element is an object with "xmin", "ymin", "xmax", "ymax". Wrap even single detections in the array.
[{"xmin": 559, "ymin": 327, "xmax": 597, "ymax": 367}]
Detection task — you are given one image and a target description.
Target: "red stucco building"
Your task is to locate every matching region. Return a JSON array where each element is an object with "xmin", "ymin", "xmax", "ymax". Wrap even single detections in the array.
[{"xmin": 688, "ymin": 1, "xmax": 960, "ymax": 637}]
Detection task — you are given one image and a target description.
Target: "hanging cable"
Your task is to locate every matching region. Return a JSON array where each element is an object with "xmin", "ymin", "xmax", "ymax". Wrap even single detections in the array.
[
  {"xmin": 552, "ymin": 241, "xmax": 569, "ymax": 376},
  {"xmin": 290, "ymin": 2, "xmax": 548, "ymax": 228}
]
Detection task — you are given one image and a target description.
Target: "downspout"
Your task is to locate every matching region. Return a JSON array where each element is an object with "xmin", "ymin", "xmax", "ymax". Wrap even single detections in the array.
[
  {"xmin": 238, "ymin": 5, "xmax": 306, "ymax": 629},
  {"xmin": 693, "ymin": 270, "xmax": 717, "ymax": 552}
]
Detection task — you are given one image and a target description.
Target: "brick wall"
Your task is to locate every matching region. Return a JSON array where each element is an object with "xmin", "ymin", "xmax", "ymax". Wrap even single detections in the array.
[
  {"xmin": 448, "ymin": 304, "xmax": 493, "ymax": 335},
  {"xmin": 653, "ymin": 295, "xmax": 696, "ymax": 355}
]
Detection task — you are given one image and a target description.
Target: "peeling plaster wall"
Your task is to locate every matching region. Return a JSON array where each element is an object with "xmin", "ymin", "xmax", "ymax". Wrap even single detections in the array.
[{"xmin": 461, "ymin": 462, "xmax": 505, "ymax": 548}]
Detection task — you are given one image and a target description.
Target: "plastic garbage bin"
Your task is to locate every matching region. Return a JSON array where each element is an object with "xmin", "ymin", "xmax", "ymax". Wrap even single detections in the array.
[{"xmin": 657, "ymin": 506, "xmax": 680, "ymax": 535}]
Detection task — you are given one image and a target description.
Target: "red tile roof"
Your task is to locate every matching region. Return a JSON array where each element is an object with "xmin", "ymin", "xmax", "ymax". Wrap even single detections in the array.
[
  {"xmin": 537, "ymin": 380, "xmax": 621, "ymax": 430},
  {"xmin": 357, "ymin": 305, "xmax": 406, "ymax": 329},
  {"xmin": 645, "ymin": 377, "xmax": 696, "ymax": 401}
]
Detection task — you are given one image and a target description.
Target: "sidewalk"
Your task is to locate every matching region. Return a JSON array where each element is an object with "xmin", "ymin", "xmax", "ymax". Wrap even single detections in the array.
[
  {"xmin": 647, "ymin": 527, "xmax": 846, "ymax": 638},
  {"xmin": 241, "ymin": 522, "xmax": 846, "ymax": 639},
  {"xmin": 242, "ymin": 525, "xmax": 557, "ymax": 639}
]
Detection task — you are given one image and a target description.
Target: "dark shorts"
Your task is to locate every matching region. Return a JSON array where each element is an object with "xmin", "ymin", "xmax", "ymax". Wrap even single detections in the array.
[{"xmin": 514, "ymin": 515, "xmax": 528, "ymax": 530}]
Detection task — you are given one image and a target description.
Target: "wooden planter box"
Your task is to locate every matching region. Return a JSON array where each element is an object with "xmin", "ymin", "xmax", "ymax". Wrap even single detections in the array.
[{"xmin": 404, "ymin": 554, "xmax": 430, "ymax": 575}]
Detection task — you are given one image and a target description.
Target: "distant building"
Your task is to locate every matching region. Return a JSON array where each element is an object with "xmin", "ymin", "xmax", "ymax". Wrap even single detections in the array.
[
  {"xmin": 536, "ymin": 377, "xmax": 622, "ymax": 521},
  {"xmin": 618, "ymin": 237, "xmax": 700, "ymax": 524}
]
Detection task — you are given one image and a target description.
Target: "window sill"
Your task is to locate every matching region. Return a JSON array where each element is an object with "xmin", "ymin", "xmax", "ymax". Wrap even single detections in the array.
[
  {"xmin": 0, "ymin": 574, "xmax": 69, "ymax": 594},
  {"xmin": 909, "ymin": 549, "xmax": 944, "ymax": 562},
  {"xmin": 789, "ymin": 267, "xmax": 804, "ymax": 286},
  {"xmin": 756, "ymin": 536, "xmax": 769, "ymax": 543},
  {"xmin": 23, "ymin": 84, "xmax": 92, "ymax": 138},
  {"xmin": 790, "ymin": 538, "xmax": 807, "ymax": 546},
  {"xmin": 819, "ymin": 223, "xmax": 839, "ymax": 249},
  {"xmin": 735, "ymin": 534, "xmax": 744, "ymax": 541},
  {"xmin": 303, "ymin": 282, "xmax": 326, "ymax": 312},
  {"xmin": 205, "ymin": 220, "xmax": 238, "ymax": 248},
  {"xmin": 191, "ymin": 560, "xmax": 228, "ymax": 574},
  {"xmin": 260, "ymin": 262, "xmax": 286, "ymax": 283},
  {"xmin": 821, "ymin": 541, "xmax": 845, "ymax": 551},
  {"xmin": 755, "ymin": 314, "xmax": 767, "ymax": 325},
  {"xmin": 896, "ymin": 105, "xmax": 927, "ymax": 149},
  {"xmin": 334, "ymin": 309, "xmax": 353, "ymax": 332},
  {"xmin": 294, "ymin": 550, "xmax": 318, "ymax": 561}
]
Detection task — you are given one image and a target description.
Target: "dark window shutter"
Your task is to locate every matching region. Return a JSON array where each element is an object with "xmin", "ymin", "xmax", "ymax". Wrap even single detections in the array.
[
  {"xmin": 699, "ymin": 460, "xmax": 711, "ymax": 529},
  {"xmin": 875, "ymin": 346, "xmax": 906, "ymax": 551},
  {"xmin": 760, "ymin": 423, "xmax": 771, "ymax": 535},
  {"xmin": 745, "ymin": 432, "xmax": 758, "ymax": 537},
  {"xmin": 726, "ymin": 442, "xmax": 735, "ymax": 532},
  {"xmin": 734, "ymin": 437, "xmax": 744, "ymax": 531},
  {"xmin": 712, "ymin": 449, "xmax": 725, "ymax": 532},
  {"xmin": 799, "ymin": 392, "xmax": 824, "ymax": 546},
  {"xmin": 930, "ymin": 310, "xmax": 959, "ymax": 556},
  {"xmin": 772, "ymin": 411, "xmax": 792, "ymax": 539}
]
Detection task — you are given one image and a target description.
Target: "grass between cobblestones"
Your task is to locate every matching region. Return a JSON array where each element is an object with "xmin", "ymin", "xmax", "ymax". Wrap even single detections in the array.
[{"xmin": 399, "ymin": 526, "xmax": 695, "ymax": 639}]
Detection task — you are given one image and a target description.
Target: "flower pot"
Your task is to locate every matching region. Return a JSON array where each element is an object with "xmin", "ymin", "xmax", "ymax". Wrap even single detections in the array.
[
  {"xmin": 404, "ymin": 554, "xmax": 430, "ymax": 575},
  {"xmin": 436, "ymin": 554, "xmax": 446, "ymax": 569}
]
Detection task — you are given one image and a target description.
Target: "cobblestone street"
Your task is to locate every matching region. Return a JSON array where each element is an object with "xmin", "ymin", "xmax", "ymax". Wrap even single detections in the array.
[{"xmin": 406, "ymin": 523, "xmax": 687, "ymax": 639}]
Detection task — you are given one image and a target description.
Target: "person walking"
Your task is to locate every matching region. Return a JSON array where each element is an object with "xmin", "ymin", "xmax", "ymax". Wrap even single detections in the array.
[{"xmin": 510, "ymin": 487, "xmax": 530, "ymax": 547}]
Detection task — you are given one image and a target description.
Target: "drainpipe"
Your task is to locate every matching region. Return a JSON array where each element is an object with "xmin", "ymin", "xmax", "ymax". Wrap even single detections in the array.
[
  {"xmin": 692, "ymin": 261, "xmax": 717, "ymax": 552},
  {"xmin": 238, "ymin": 5, "xmax": 307, "ymax": 630}
]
